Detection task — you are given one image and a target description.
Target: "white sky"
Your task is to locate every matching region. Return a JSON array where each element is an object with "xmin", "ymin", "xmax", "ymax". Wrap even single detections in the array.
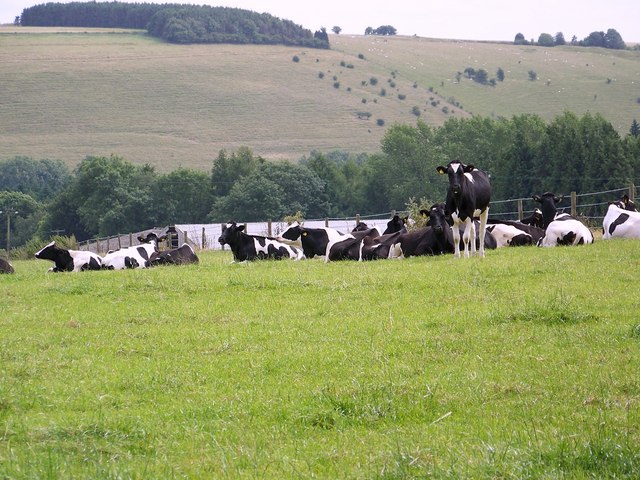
[{"xmin": 1, "ymin": 0, "xmax": 639, "ymax": 43}]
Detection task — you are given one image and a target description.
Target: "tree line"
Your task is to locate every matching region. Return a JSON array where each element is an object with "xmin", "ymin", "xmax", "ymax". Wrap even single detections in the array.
[
  {"xmin": 18, "ymin": 2, "xmax": 329, "ymax": 48},
  {"xmin": 514, "ymin": 28, "xmax": 628, "ymax": 50},
  {"xmin": 1, "ymin": 112, "xmax": 640, "ymax": 254}
]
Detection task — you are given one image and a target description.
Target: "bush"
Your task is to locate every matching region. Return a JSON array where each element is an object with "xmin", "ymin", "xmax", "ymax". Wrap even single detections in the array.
[
  {"xmin": 376, "ymin": 118, "xmax": 385, "ymax": 126},
  {"xmin": 379, "ymin": 88, "xmax": 386, "ymax": 97},
  {"xmin": 369, "ymin": 77, "xmax": 378, "ymax": 86},
  {"xmin": 398, "ymin": 94, "xmax": 406, "ymax": 100},
  {"xmin": 292, "ymin": 55, "xmax": 300, "ymax": 63},
  {"xmin": 528, "ymin": 70, "xmax": 538, "ymax": 81},
  {"xmin": 411, "ymin": 106, "xmax": 421, "ymax": 117},
  {"xmin": 358, "ymin": 53, "xmax": 365, "ymax": 60},
  {"xmin": 318, "ymin": 72, "xmax": 325, "ymax": 79},
  {"xmin": 333, "ymin": 82, "xmax": 340, "ymax": 89}
]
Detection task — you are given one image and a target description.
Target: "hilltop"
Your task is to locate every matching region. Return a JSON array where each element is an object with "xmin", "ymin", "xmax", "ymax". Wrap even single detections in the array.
[{"xmin": 0, "ymin": 27, "xmax": 639, "ymax": 171}]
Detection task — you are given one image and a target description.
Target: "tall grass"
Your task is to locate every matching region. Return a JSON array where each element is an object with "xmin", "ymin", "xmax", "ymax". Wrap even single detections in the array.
[{"xmin": 1, "ymin": 240, "xmax": 639, "ymax": 477}]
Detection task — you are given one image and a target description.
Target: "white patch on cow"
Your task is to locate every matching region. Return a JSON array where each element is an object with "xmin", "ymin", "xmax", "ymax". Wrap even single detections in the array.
[
  {"xmin": 487, "ymin": 224, "xmax": 530, "ymax": 248},
  {"xmin": 539, "ymin": 217, "xmax": 593, "ymax": 247},
  {"xmin": 464, "ymin": 172, "xmax": 475, "ymax": 183}
]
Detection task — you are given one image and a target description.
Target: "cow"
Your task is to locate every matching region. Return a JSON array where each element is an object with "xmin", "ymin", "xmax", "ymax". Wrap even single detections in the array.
[
  {"xmin": 361, "ymin": 204, "xmax": 455, "ymax": 260},
  {"xmin": 436, "ymin": 161, "xmax": 491, "ymax": 258},
  {"xmin": 533, "ymin": 192, "xmax": 594, "ymax": 247},
  {"xmin": 0, "ymin": 258, "xmax": 15, "ymax": 274},
  {"xmin": 150, "ymin": 243, "xmax": 199, "ymax": 266},
  {"xmin": 486, "ymin": 223, "xmax": 534, "ymax": 247},
  {"xmin": 486, "ymin": 218, "xmax": 545, "ymax": 246},
  {"xmin": 276, "ymin": 221, "xmax": 343, "ymax": 259},
  {"xmin": 218, "ymin": 221, "xmax": 304, "ymax": 261},
  {"xmin": 520, "ymin": 208, "xmax": 544, "ymax": 229},
  {"xmin": 620, "ymin": 194, "xmax": 637, "ymax": 212},
  {"xmin": 602, "ymin": 201, "xmax": 640, "ymax": 239},
  {"xmin": 101, "ymin": 232, "xmax": 166, "ymax": 270},
  {"xmin": 325, "ymin": 227, "xmax": 383, "ymax": 262},
  {"xmin": 35, "ymin": 242, "xmax": 102, "ymax": 272},
  {"xmin": 383, "ymin": 215, "xmax": 408, "ymax": 234}
]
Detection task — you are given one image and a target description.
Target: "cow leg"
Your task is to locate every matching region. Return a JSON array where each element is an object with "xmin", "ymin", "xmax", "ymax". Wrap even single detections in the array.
[
  {"xmin": 478, "ymin": 208, "xmax": 489, "ymax": 257},
  {"xmin": 452, "ymin": 220, "xmax": 462, "ymax": 258},
  {"xmin": 464, "ymin": 218, "xmax": 474, "ymax": 258}
]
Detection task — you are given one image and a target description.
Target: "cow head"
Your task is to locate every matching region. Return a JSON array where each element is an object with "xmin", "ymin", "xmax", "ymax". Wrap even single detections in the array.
[
  {"xmin": 532, "ymin": 192, "xmax": 563, "ymax": 228},
  {"xmin": 35, "ymin": 241, "xmax": 63, "ymax": 261},
  {"xmin": 137, "ymin": 232, "xmax": 167, "ymax": 245},
  {"xmin": 218, "ymin": 221, "xmax": 244, "ymax": 246},
  {"xmin": 436, "ymin": 161, "xmax": 475, "ymax": 199},
  {"xmin": 384, "ymin": 215, "xmax": 406, "ymax": 234},
  {"xmin": 279, "ymin": 221, "xmax": 303, "ymax": 241},
  {"xmin": 425, "ymin": 204, "xmax": 449, "ymax": 234},
  {"xmin": 621, "ymin": 194, "xmax": 637, "ymax": 212},
  {"xmin": 352, "ymin": 222, "xmax": 370, "ymax": 232}
]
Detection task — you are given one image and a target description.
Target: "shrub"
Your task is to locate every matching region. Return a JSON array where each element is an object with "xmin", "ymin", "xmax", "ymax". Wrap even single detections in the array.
[
  {"xmin": 379, "ymin": 88, "xmax": 386, "ymax": 96},
  {"xmin": 376, "ymin": 118, "xmax": 385, "ymax": 126},
  {"xmin": 358, "ymin": 53, "xmax": 365, "ymax": 60},
  {"xmin": 318, "ymin": 72, "xmax": 325, "ymax": 79},
  {"xmin": 411, "ymin": 106, "xmax": 421, "ymax": 116},
  {"xmin": 398, "ymin": 94, "xmax": 406, "ymax": 100},
  {"xmin": 333, "ymin": 82, "xmax": 340, "ymax": 89},
  {"xmin": 528, "ymin": 70, "xmax": 538, "ymax": 81},
  {"xmin": 292, "ymin": 55, "xmax": 300, "ymax": 63},
  {"xmin": 369, "ymin": 77, "xmax": 378, "ymax": 86}
]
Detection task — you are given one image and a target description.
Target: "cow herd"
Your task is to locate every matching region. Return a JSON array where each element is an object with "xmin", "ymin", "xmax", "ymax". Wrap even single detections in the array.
[
  {"xmin": 1, "ymin": 161, "xmax": 638, "ymax": 274},
  {"xmin": 30, "ymin": 231, "xmax": 199, "ymax": 273}
]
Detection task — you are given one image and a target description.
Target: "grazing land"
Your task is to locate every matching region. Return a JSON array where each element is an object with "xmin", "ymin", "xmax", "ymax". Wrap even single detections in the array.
[
  {"xmin": 1, "ymin": 240, "xmax": 639, "ymax": 478},
  {"xmin": 0, "ymin": 27, "xmax": 639, "ymax": 171}
]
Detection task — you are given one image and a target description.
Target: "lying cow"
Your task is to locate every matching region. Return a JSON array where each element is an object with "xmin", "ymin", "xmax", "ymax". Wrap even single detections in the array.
[
  {"xmin": 486, "ymin": 223, "xmax": 534, "ymax": 247},
  {"xmin": 0, "ymin": 258, "xmax": 15, "ymax": 274},
  {"xmin": 218, "ymin": 221, "xmax": 304, "ymax": 261},
  {"xmin": 602, "ymin": 201, "xmax": 640, "ymax": 239},
  {"xmin": 325, "ymin": 226, "xmax": 384, "ymax": 262},
  {"xmin": 277, "ymin": 221, "xmax": 343, "ymax": 259},
  {"xmin": 101, "ymin": 232, "xmax": 166, "ymax": 270},
  {"xmin": 35, "ymin": 241, "xmax": 103, "ymax": 272},
  {"xmin": 533, "ymin": 192, "xmax": 593, "ymax": 246},
  {"xmin": 150, "ymin": 243, "xmax": 199, "ymax": 266}
]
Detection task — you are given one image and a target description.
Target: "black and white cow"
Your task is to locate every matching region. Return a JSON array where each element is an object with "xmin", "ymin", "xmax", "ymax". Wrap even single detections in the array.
[
  {"xmin": 602, "ymin": 200, "xmax": 640, "ymax": 239},
  {"xmin": 619, "ymin": 194, "xmax": 637, "ymax": 212},
  {"xmin": 383, "ymin": 215, "xmax": 408, "ymax": 234},
  {"xmin": 436, "ymin": 161, "xmax": 491, "ymax": 258},
  {"xmin": 533, "ymin": 193, "xmax": 593, "ymax": 246},
  {"xmin": 150, "ymin": 243, "xmax": 199, "ymax": 266},
  {"xmin": 0, "ymin": 258, "xmax": 15, "ymax": 274},
  {"xmin": 276, "ymin": 221, "xmax": 343, "ymax": 259},
  {"xmin": 218, "ymin": 221, "xmax": 304, "ymax": 261},
  {"xmin": 486, "ymin": 218, "xmax": 545, "ymax": 247},
  {"xmin": 35, "ymin": 241, "xmax": 103, "ymax": 272},
  {"xmin": 101, "ymin": 232, "xmax": 166, "ymax": 270}
]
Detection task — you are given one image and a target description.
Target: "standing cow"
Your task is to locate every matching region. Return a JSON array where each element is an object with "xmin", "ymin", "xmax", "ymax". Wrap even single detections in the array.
[{"xmin": 436, "ymin": 161, "xmax": 491, "ymax": 258}]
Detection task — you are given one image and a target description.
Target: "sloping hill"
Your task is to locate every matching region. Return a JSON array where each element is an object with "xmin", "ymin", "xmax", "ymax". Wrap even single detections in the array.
[{"xmin": 1, "ymin": 27, "xmax": 638, "ymax": 171}]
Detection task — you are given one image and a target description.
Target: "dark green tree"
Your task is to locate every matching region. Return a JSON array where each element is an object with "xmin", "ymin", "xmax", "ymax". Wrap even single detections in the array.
[
  {"xmin": 0, "ymin": 191, "xmax": 41, "ymax": 251},
  {"xmin": 555, "ymin": 32, "xmax": 566, "ymax": 45},
  {"xmin": 153, "ymin": 168, "xmax": 212, "ymax": 224},
  {"xmin": 211, "ymin": 147, "xmax": 263, "ymax": 198},
  {"xmin": 537, "ymin": 33, "xmax": 555, "ymax": 47},
  {"xmin": 514, "ymin": 32, "xmax": 528, "ymax": 45},
  {"xmin": 0, "ymin": 156, "xmax": 70, "ymax": 201},
  {"xmin": 496, "ymin": 67, "xmax": 505, "ymax": 82},
  {"xmin": 211, "ymin": 175, "xmax": 284, "ymax": 222},
  {"xmin": 604, "ymin": 28, "xmax": 626, "ymax": 49},
  {"xmin": 630, "ymin": 119, "xmax": 640, "ymax": 137}
]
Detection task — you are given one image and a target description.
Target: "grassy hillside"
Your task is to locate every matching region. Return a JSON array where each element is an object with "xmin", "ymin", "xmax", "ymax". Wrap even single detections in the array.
[
  {"xmin": 1, "ymin": 241, "xmax": 639, "ymax": 477},
  {"xmin": 1, "ymin": 27, "xmax": 639, "ymax": 172}
]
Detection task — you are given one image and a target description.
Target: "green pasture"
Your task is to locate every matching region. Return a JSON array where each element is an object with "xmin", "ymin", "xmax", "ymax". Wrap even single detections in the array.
[
  {"xmin": 1, "ymin": 28, "xmax": 639, "ymax": 171},
  {"xmin": 1, "ymin": 240, "xmax": 639, "ymax": 478}
]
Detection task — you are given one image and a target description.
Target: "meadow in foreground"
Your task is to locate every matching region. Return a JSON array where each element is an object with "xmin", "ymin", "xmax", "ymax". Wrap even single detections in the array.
[{"xmin": 1, "ymin": 240, "xmax": 639, "ymax": 478}]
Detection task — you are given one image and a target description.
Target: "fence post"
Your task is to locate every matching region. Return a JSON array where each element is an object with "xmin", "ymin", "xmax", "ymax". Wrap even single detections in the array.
[
  {"xmin": 571, "ymin": 191, "xmax": 577, "ymax": 217},
  {"xmin": 630, "ymin": 183, "xmax": 636, "ymax": 203},
  {"xmin": 268, "ymin": 219, "xmax": 272, "ymax": 237},
  {"xmin": 356, "ymin": 214, "xmax": 361, "ymax": 225},
  {"xmin": 129, "ymin": 232, "xmax": 133, "ymax": 247},
  {"xmin": 517, "ymin": 199, "xmax": 523, "ymax": 221},
  {"xmin": 325, "ymin": 217, "xmax": 329, "ymax": 228},
  {"xmin": 184, "ymin": 231, "xmax": 189, "ymax": 246},
  {"xmin": 202, "ymin": 227, "xmax": 206, "ymax": 249},
  {"xmin": 118, "ymin": 235, "xmax": 122, "ymax": 249},
  {"xmin": 220, "ymin": 224, "xmax": 225, "ymax": 250}
]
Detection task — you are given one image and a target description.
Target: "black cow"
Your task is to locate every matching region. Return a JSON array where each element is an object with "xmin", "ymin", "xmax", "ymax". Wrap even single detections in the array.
[
  {"xmin": 532, "ymin": 192, "xmax": 563, "ymax": 228},
  {"xmin": 150, "ymin": 243, "xmax": 199, "ymax": 266},
  {"xmin": 383, "ymin": 215, "xmax": 408, "ymax": 234},
  {"xmin": 361, "ymin": 204, "xmax": 455, "ymax": 259},
  {"xmin": 620, "ymin": 194, "xmax": 637, "ymax": 212},
  {"xmin": 325, "ymin": 227, "xmax": 383, "ymax": 262},
  {"xmin": 35, "ymin": 241, "xmax": 103, "ymax": 272},
  {"xmin": 520, "ymin": 208, "xmax": 544, "ymax": 229},
  {"xmin": 436, "ymin": 161, "xmax": 491, "ymax": 258},
  {"xmin": 276, "ymin": 221, "xmax": 343, "ymax": 259},
  {"xmin": 0, "ymin": 258, "xmax": 15, "ymax": 274},
  {"xmin": 218, "ymin": 221, "xmax": 304, "ymax": 261}
]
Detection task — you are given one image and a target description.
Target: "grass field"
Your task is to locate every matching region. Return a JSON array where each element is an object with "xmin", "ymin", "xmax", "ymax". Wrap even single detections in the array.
[
  {"xmin": 1, "ymin": 27, "xmax": 639, "ymax": 171},
  {"xmin": 1, "ymin": 240, "xmax": 639, "ymax": 478}
]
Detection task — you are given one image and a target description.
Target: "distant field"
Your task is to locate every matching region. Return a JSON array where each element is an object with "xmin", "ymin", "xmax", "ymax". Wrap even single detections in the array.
[
  {"xmin": 1, "ymin": 241, "xmax": 639, "ymax": 477},
  {"xmin": 1, "ymin": 27, "xmax": 639, "ymax": 171}
]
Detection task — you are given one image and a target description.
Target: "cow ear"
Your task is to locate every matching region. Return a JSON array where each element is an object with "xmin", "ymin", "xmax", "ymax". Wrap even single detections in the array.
[
  {"xmin": 464, "ymin": 164, "xmax": 475, "ymax": 172},
  {"xmin": 137, "ymin": 235, "xmax": 145, "ymax": 242},
  {"xmin": 555, "ymin": 196, "xmax": 563, "ymax": 203},
  {"xmin": 532, "ymin": 195, "xmax": 541, "ymax": 202},
  {"xmin": 238, "ymin": 225, "xmax": 246, "ymax": 232},
  {"xmin": 436, "ymin": 166, "xmax": 447, "ymax": 174}
]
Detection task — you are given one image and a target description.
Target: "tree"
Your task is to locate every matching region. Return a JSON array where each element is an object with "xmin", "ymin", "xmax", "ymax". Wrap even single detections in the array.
[
  {"xmin": 0, "ymin": 191, "xmax": 40, "ymax": 251},
  {"xmin": 331, "ymin": 26, "xmax": 341, "ymax": 34},
  {"xmin": 582, "ymin": 31, "xmax": 606, "ymax": 47},
  {"xmin": 630, "ymin": 119, "xmax": 640, "ymax": 137},
  {"xmin": 314, "ymin": 27, "xmax": 329, "ymax": 44},
  {"xmin": 514, "ymin": 32, "xmax": 528, "ymax": 45},
  {"xmin": 364, "ymin": 26, "xmax": 373, "ymax": 35},
  {"xmin": 212, "ymin": 175, "xmax": 284, "ymax": 222},
  {"xmin": 211, "ymin": 147, "xmax": 263, "ymax": 198},
  {"xmin": 604, "ymin": 28, "xmax": 626, "ymax": 49},
  {"xmin": 0, "ymin": 156, "xmax": 70, "ymax": 202},
  {"xmin": 555, "ymin": 32, "xmax": 566, "ymax": 45},
  {"xmin": 496, "ymin": 67, "xmax": 505, "ymax": 82},
  {"xmin": 528, "ymin": 70, "xmax": 538, "ymax": 81},
  {"xmin": 373, "ymin": 25, "xmax": 397, "ymax": 36},
  {"xmin": 537, "ymin": 33, "xmax": 555, "ymax": 47},
  {"xmin": 153, "ymin": 168, "xmax": 212, "ymax": 224}
]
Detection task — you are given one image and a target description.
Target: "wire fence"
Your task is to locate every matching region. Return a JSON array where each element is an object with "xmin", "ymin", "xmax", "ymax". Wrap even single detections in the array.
[{"xmin": 78, "ymin": 184, "xmax": 637, "ymax": 252}]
